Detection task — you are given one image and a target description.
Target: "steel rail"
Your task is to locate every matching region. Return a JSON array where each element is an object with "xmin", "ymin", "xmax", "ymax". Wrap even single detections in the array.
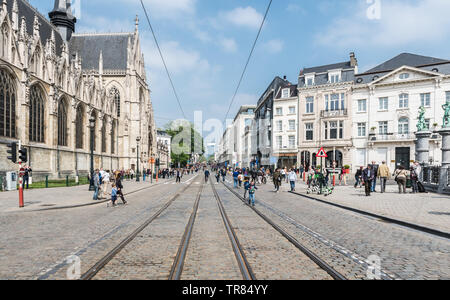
[
  {"xmin": 79, "ymin": 175, "xmax": 200, "ymax": 280},
  {"xmin": 210, "ymin": 180, "xmax": 256, "ymax": 280},
  {"xmin": 168, "ymin": 183, "xmax": 204, "ymax": 280},
  {"xmin": 221, "ymin": 182, "xmax": 347, "ymax": 281}
]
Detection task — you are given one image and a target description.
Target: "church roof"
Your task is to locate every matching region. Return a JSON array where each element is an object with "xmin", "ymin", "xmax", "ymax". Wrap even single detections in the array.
[
  {"xmin": 69, "ymin": 33, "xmax": 134, "ymax": 71},
  {"xmin": 6, "ymin": 0, "xmax": 64, "ymax": 55}
]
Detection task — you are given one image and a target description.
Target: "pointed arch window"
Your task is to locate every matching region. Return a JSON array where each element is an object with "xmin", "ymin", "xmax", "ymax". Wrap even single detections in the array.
[
  {"xmin": 58, "ymin": 99, "xmax": 68, "ymax": 146},
  {"xmin": 29, "ymin": 85, "xmax": 45, "ymax": 143},
  {"xmin": 75, "ymin": 105, "xmax": 84, "ymax": 149},
  {"xmin": 101, "ymin": 116, "xmax": 107, "ymax": 153},
  {"xmin": 110, "ymin": 87, "xmax": 121, "ymax": 117},
  {"xmin": 0, "ymin": 69, "xmax": 16, "ymax": 138}
]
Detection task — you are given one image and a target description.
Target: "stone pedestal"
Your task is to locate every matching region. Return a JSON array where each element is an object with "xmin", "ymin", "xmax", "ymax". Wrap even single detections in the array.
[
  {"xmin": 415, "ymin": 131, "xmax": 432, "ymax": 165},
  {"xmin": 438, "ymin": 128, "xmax": 450, "ymax": 194}
]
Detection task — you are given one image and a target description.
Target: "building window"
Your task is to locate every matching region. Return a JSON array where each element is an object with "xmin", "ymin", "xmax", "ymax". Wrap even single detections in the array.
[
  {"xmin": 329, "ymin": 73, "xmax": 340, "ymax": 83},
  {"xmin": 110, "ymin": 87, "xmax": 121, "ymax": 117},
  {"xmin": 101, "ymin": 117, "xmax": 107, "ymax": 153},
  {"xmin": 306, "ymin": 76, "xmax": 314, "ymax": 86},
  {"xmin": 399, "ymin": 93, "xmax": 409, "ymax": 109},
  {"xmin": 306, "ymin": 97, "xmax": 314, "ymax": 114},
  {"xmin": 289, "ymin": 136, "xmax": 295, "ymax": 148},
  {"xmin": 357, "ymin": 99, "xmax": 367, "ymax": 112},
  {"xmin": 339, "ymin": 121, "xmax": 344, "ymax": 139},
  {"xmin": 379, "ymin": 121, "xmax": 388, "ymax": 135},
  {"xmin": 282, "ymin": 88, "xmax": 290, "ymax": 98},
  {"xmin": 0, "ymin": 69, "xmax": 16, "ymax": 138},
  {"xmin": 75, "ymin": 105, "xmax": 84, "ymax": 149},
  {"xmin": 420, "ymin": 93, "xmax": 431, "ymax": 107},
  {"xmin": 289, "ymin": 106, "xmax": 296, "ymax": 114},
  {"xmin": 330, "ymin": 121, "xmax": 338, "ymax": 139},
  {"xmin": 379, "ymin": 97, "xmax": 388, "ymax": 111},
  {"xmin": 325, "ymin": 93, "xmax": 344, "ymax": 111},
  {"xmin": 399, "ymin": 73, "xmax": 410, "ymax": 80},
  {"xmin": 277, "ymin": 120, "xmax": 283, "ymax": 132},
  {"xmin": 58, "ymin": 99, "xmax": 68, "ymax": 146},
  {"xmin": 357, "ymin": 123, "xmax": 366, "ymax": 137},
  {"xmin": 29, "ymin": 85, "xmax": 45, "ymax": 143},
  {"xmin": 324, "ymin": 122, "xmax": 328, "ymax": 140},
  {"xmin": 277, "ymin": 136, "xmax": 282, "ymax": 149},
  {"xmin": 305, "ymin": 123, "xmax": 313, "ymax": 141},
  {"xmin": 398, "ymin": 118, "xmax": 409, "ymax": 134},
  {"xmin": 276, "ymin": 107, "xmax": 283, "ymax": 116},
  {"xmin": 289, "ymin": 120, "xmax": 296, "ymax": 131}
]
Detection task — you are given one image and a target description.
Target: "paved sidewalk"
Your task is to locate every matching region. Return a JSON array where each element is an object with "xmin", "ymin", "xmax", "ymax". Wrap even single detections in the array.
[
  {"xmin": 0, "ymin": 177, "xmax": 188, "ymax": 213},
  {"xmin": 282, "ymin": 180, "xmax": 450, "ymax": 234}
]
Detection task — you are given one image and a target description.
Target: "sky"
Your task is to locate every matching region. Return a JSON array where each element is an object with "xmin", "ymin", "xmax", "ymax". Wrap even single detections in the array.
[{"xmin": 30, "ymin": 0, "xmax": 450, "ymax": 129}]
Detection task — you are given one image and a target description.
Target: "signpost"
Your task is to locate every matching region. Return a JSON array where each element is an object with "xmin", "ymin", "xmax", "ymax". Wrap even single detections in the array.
[{"xmin": 316, "ymin": 147, "xmax": 328, "ymax": 174}]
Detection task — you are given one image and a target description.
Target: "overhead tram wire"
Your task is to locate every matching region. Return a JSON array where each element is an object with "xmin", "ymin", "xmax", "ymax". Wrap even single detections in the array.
[
  {"xmin": 223, "ymin": 0, "xmax": 273, "ymax": 124},
  {"xmin": 139, "ymin": 0, "xmax": 187, "ymax": 119}
]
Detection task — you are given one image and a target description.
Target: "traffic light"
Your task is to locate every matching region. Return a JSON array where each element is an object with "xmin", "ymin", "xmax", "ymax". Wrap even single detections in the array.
[
  {"xmin": 7, "ymin": 142, "xmax": 17, "ymax": 163},
  {"xmin": 19, "ymin": 147, "xmax": 28, "ymax": 163}
]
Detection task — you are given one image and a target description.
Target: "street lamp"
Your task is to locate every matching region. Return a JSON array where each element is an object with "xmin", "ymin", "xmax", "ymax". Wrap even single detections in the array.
[
  {"xmin": 136, "ymin": 136, "xmax": 141, "ymax": 182},
  {"xmin": 88, "ymin": 116, "xmax": 96, "ymax": 191}
]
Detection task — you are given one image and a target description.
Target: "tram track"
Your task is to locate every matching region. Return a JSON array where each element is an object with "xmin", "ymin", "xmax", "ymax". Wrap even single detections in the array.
[
  {"xmin": 220, "ymin": 181, "xmax": 347, "ymax": 281},
  {"xmin": 79, "ymin": 175, "xmax": 200, "ymax": 280}
]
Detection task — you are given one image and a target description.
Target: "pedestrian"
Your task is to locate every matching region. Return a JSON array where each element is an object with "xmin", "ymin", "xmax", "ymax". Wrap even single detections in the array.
[
  {"xmin": 23, "ymin": 165, "xmax": 32, "ymax": 189},
  {"xmin": 204, "ymin": 169, "xmax": 210, "ymax": 183},
  {"xmin": 102, "ymin": 170, "xmax": 111, "ymax": 200},
  {"xmin": 238, "ymin": 173, "xmax": 243, "ymax": 188},
  {"xmin": 394, "ymin": 166, "xmax": 408, "ymax": 194},
  {"xmin": 273, "ymin": 169, "xmax": 282, "ymax": 193},
  {"xmin": 221, "ymin": 168, "xmax": 227, "ymax": 183},
  {"xmin": 233, "ymin": 169, "xmax": 239, "ymax": 188},
  {"xmin": 176, "ymin": 169, "xmax": 182, "ymax": 183},
  {"xmin": 93, "ymin": 169, "xmax": 100, "ymax": 200},
  {"xmin": 410, "ymin": 166, "xmax": 419, "ymax": 194},
  {"xmin": 107, "ymin": 183, "xmax": 118, "ymax": 208},
  {"xmin": 243, "ymin": 176, "xmax": 250, "ymax": 199},
  {"xmin": 288, "ymin": 169, "xmax": 297, "ymax": 192},
  {"xmin": 115, "ymin": 172, "xmax": 127, "ymax": 205},
  {"xmin": 215, "ymin": 170, "xmax": 220, "ymax": 184},
  {"xmin": 362, "ymin": 165, "xmax": 375, "ymax": 197},
  {"xmin": 248, "ymin": 180, "xmax": 258, "ymax": 207},
  {"xmin": 377, "ymin": 161, "xmax": 390, "ymax": 193},
  {"xmin": 370, "ymin": 161, "xmax": 380, "ymax": 193},
  {"xmin": 354, "ymin": 167, "xmax": 363, "ymax": 188}
]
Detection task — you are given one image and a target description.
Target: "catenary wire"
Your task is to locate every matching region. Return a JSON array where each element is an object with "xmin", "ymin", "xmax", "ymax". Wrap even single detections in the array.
[
  {"xmin": 139, "ymin": 0, "xmax": 187, "ymax": 119},
  {"xmin": 223, "ymin": 0, "xmax": 273, "ymax": 123}
]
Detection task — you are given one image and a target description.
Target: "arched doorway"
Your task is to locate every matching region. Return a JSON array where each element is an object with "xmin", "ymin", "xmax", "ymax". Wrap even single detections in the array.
[{"xmin": 326, "ymin": 150, "xmax": 343, "ymax": 168}]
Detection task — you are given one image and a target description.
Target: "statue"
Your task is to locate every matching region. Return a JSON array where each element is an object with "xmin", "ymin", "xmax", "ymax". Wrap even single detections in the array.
[
  {"xmin": 443, "ymin": 102, "xmax": 450, "ymax": 128},
  {"xmin": 417, "ymin": 106, "xmax": 427, "ymax": 132}
]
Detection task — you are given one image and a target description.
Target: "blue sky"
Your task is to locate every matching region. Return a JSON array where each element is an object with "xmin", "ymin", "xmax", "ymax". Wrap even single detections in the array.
[{"xmin": 30, "ymin": 0, "xmax": 450, "ymax": 128}]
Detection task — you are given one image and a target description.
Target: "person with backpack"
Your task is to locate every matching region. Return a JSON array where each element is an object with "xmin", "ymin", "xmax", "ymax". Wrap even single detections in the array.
[
  {"xmin": 394, "ymin": 166, "xmax": 408, "ymax": 194},
  {"xmin": 248, "ymin": 180, "xmax": 258, "ymax": 207},
  {"xmin": 204, "ymin": 169, "xmax": 210, "ymax": 183},
  {"xmin": 410, "ymin": 166, "xmax": 419, "ymax": 194},
  {"xmin": 288, "ymin": 169, "xmax": 297, "ymax": 192}
]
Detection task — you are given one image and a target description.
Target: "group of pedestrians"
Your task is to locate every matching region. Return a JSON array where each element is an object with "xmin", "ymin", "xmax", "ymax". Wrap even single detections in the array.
[
  {"xmin": 357, "ymin": 161, "xmax": 424, "ymax": 196},
  {"xmin": 92, "ymin": 169, "xmax": 127, "ymax": 207}
]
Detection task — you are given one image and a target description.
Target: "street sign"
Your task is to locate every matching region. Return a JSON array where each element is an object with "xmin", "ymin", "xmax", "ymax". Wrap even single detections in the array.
[{"xmin": 317, "ymin": 147, "xmax": 328, "ymax": 158}]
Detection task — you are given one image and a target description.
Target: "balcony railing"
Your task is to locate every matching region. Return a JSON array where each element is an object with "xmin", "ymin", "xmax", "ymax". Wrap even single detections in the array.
[
  {"xmin": 368, "ymin": 133, "xmax": 415, "ymax": 142},
  {"xmin": 320, "ymin": 109, "xmax": 348, "ymax": 118}
]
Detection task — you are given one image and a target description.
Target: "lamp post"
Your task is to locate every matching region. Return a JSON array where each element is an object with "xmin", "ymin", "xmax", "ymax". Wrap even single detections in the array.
[
  {"xmin": 136, "ymin": 136, "xmax": 141, "ymax": 182},
  {"xmin": 88, "ymin": 116, "xmax": 96, "ymax": 191}
]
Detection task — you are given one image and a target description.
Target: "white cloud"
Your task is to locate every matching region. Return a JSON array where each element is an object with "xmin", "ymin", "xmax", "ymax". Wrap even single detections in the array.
[
  {"xmin": 221, "ymin": 6, "xmax": 263, "ymax": 29},
  {"xmin": 264, "ymin": 39, "xmax": 284, "ymax": 54},
  {"xmin": 141, "ymin": 0, "xmax": 196, "ymax": 15},
  {"xmin": 219, "ymin": 38, "xmax": 238, "ymax": 53},
  {"xmin": 316, "ymin": 0, "xmax": 450, "ymax": 48}
]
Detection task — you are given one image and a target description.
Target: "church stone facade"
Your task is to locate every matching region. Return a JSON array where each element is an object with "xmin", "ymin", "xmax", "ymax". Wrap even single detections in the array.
[{"xmin": 0, "ymin": 0, "xmax": 157, "ymax": 180}]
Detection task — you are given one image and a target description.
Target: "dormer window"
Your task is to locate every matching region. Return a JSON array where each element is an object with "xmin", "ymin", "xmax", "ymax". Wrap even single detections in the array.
[
  {"xmin": 399, "ymin": 73, "xmax": 410, "ymax": 80},
  {"xmin": 305, "ymin": 75, "xmax": 315, "ymax": 86},
  {"xmin": 328, "ymin": 70, "xmax": 342, "ymax": 84},
  {"xmin": 281, "ymin": 88, "xmax": 290, "ymax": 98}
]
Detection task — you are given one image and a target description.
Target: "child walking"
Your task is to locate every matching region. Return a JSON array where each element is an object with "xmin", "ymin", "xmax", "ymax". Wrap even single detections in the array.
[
  {"xmin": 248, "ymin": 180, "xmax": 258, "ymax": 207},
  {"xmin": 108, "ymin": 183, "xmax": 118, "ymax": 208}
]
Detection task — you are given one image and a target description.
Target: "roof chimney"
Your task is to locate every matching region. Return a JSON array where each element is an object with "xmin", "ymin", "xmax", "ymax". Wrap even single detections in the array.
[{"xmin": 350, "ymin": 52, "xmax": 358, "ymax": 67}]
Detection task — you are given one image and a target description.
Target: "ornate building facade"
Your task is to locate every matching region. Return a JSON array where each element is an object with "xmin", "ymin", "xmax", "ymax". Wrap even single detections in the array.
[{"xmin": 0, "ymin": 0, "xmax": 157, "ymax": 180}]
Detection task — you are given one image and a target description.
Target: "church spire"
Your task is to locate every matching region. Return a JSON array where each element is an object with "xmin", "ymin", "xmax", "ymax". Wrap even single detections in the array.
[{"xmin": 49, "ymin": 0, "xmax": 76, "ymax": 41}]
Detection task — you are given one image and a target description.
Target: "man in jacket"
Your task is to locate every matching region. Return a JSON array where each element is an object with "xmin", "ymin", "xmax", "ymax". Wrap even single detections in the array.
[
  {"xmin": 362, "ymin": 165, "xmax": 375, "ymax": 196},
  {"xmin": 377, "ymin": 161, "xmax": 390, "ymax": 193},
  {"xmin": 370, "ymin": 161, "xmax": 380, "ymax": 193},
  {"xmin": 273, "ymin": 169, "xmax": 282, "ymax": 193}
]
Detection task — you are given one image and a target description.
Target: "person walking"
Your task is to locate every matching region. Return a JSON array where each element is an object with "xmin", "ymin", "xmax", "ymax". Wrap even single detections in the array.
[
  {"xmin": 115, "ymin": 172, "xmax": 127, "ymax": 205},
  {"xmin": 23, "ymin": 166, "xmax": 32, "ymax": 189},
  {"xmin": 243, "ymin": 176, "xmax": 250, "ymax": 200},
  {"xmin": 176, "ymin": 169, "xmax": 182, "ymax": 183},
  {"xmin": 288, "ymin": 169, "xmax": 297, "ymax": 192},
  {"xmin": 221, "ymin": 168, "xmax": 227, "ymax": 183},
  {"xmin": 215, "ymin": 170, "xmax": 220, "ymax": 184},
  {"xmin": 362, "ymin": 165, "xmax": 375, "ymax": 197},
  {"xmin": 354, "ymin": 167, "xmax": 363, "ymax": 188},
  {"xmin": 377, "ymin": 161, "xmax": 390, "ymax": 193},
  {"xmin": 93, "ymin": 169, "xmax": 100, "ymax": 200},
  {"xmin": 248, "ymin": 180, "xmax": 258, "ymax": 207},
  {"xmin": 102, "ymin": 170, "xmax": 111, "ymax": 200},
  {"xmin": 273, "ymin": 169, "xmax": 282, "ymax": 193},
  {"xmin": 410, "ymin": 166, "xmax": 419, "ymax": 194},
  {"xmin": 204, "ymin": 169, "xmax": 210, "ymax": 183},
  {"xmin": 233, "ymin": 169, "xmax": 239, "ymax": 188},
  {"xmin": 370, "ymin": 161, "xmax": 380, "ymax": 193},
  {"xmin": 394, "ymin": 166, "xmax": 408, "ymax": 194}
]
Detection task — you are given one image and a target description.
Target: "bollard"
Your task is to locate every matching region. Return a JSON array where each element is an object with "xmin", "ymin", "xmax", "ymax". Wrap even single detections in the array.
[
  {"xmin": 66, "ymin": 176, "xmax": 69, "ymax": 187},
  {"xmin": 45, "ymin": 176, "xmax": 49, "ymax": 188}
]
